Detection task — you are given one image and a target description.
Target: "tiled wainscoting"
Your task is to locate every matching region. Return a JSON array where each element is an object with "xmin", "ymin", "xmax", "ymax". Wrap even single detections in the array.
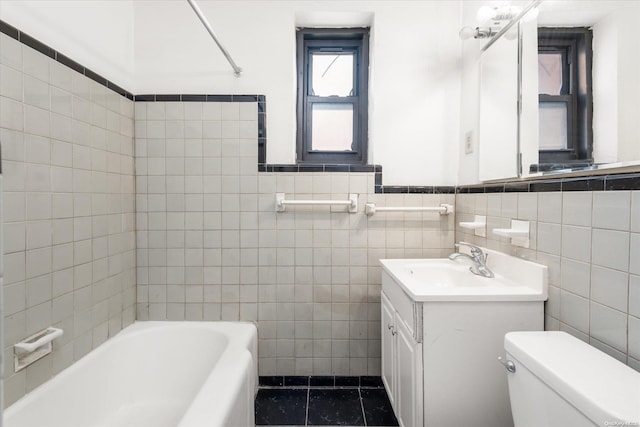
[
  {"xmin": 0, "ymin": 32, "xmax": 136, "ymax": 406},
  {"xmin": 456, "ymin": 190, "xmax": 640, "ymax": 370},
  {"xmin": 4, "ymin": 15, "xmax": 640, "ymax": 420},
  {"xmin": 134, "ymin": 100, "xmax": 455, "ymax": 375}
]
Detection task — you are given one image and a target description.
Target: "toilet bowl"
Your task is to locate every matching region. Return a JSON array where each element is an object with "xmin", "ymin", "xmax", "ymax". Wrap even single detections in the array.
[{"xmin": 504, "ymin": 331, "xmax": 640, "ymax": 427}]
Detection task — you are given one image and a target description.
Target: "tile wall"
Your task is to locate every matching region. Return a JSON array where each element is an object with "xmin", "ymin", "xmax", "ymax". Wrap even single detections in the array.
[
  {"xmin": 6, "ymin": 14, "xmax": 638, "ymax": 409},
  {"xmin": 133, "ymin": 101, "xmax": 455, "ymax": 375},
  {"xmin": 0, "ymin": 33, "xmax": 137, "ymax": 406},
  {"xmin": 456, "ymin": 190, "xmax": 640, "ymax": 371}
]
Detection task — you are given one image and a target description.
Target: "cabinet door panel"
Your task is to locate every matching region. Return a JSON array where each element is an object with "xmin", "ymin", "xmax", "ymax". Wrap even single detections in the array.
[
  {"xmin": 381, "ymin": 292, "xmax": 396, "ymax": 408},
  {"xmin": 396, "ymin": 317, "xmax": 423, "ymax": 427}
]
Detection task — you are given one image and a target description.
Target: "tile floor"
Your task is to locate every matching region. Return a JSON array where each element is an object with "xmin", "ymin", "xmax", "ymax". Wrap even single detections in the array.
[{"xmin": 255, "ymin": 376, "xmax": 399, "ymax": 426}]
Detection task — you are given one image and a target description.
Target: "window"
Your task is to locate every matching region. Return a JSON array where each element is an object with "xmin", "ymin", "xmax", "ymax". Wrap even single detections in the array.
[
  {"xmin": 296, "ymin": 28, "xmax": 369, "ymax": 164},
  {"xmin": 537, "ymin": 28, "xmax": 593, "ymax": 165}
]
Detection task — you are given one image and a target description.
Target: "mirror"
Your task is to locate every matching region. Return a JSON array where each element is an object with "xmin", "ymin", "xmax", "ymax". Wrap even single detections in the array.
[
  {"xmin": 479, "ymin": 32, "xmax": 519, "ymax": 181},
  {"xmin": 523, "ymin": 0, "xmax": 640, "ymax": 175},
  {"xmin": 475, "ymin": 0, "xmax": 540, "ymax": 182}
]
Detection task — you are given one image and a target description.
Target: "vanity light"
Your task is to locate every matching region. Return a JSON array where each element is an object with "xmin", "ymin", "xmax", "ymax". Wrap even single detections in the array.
[
  {"xmin": 459, "ymin": 26, "xmax": 495, "ymax": 40},
  {"xmin": 460, "ymin": 2, "xmax": 523, "ymax": 41},
  {"xmin": 476, "ymin": 4, "xmax": 521, "ymax": 25}
]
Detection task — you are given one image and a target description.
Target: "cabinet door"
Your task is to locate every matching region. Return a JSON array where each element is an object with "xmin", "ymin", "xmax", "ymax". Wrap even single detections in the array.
[
  {"xmin": 381, "ymin": 292, "xmax": 396, "ymax": 408},
  {"xmin": 395, "ymin": 316, "xmax": 423, "ymax": 427}
]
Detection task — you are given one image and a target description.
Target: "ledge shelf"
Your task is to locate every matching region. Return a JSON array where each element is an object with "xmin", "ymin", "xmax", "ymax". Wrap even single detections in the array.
[
  {"xmin": 493, "ymin": 219, "xmax": 530, "ymax": 248},
  {"xmin": 459, "ymin": 215, "xmax": 486, "ymax": 237}
]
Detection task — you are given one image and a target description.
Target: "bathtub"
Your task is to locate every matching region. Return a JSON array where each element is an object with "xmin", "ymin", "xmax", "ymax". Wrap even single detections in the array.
[{"xmin": 4, "ymin": 321, "xmax": 258, "ymax": 427}]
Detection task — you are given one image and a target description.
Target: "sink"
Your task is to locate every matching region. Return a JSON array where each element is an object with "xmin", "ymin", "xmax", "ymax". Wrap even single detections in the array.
[
  {"xmin": 380, "ymin": 246, "xmax": 547, "ymax": 427},
  {"xmin": 380, "ymin": 247, "xmax": 548, "ymax": 302}
]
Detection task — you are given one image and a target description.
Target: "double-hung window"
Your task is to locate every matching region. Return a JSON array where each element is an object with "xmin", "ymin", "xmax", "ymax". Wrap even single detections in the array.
[
  {"xmin": 296, "ymin": 28, "xmax": 369, "ymax": 164},
  {"xmin": 537, "ymin": 28, "xmax": 593, "ymax": 165}
]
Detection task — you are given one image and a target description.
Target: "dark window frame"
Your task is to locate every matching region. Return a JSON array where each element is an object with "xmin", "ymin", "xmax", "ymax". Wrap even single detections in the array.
[
  {"xmin": 296, "ymin": 28, "xmax": 369, "ymax": 164},
  {"xmin": 537, "ymin": 27, "xmax": 593, "ymax": 165}
]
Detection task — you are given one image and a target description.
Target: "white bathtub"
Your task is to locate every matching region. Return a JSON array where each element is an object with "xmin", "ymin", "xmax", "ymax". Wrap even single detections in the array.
[{"xmin": 4, "ymin": 321, "xmax": 258, "ymax": 427}]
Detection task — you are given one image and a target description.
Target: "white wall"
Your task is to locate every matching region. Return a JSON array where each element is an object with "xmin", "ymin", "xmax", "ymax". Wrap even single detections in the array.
[
  {"xmin": 612, "ymin": 3, "xmax": 640, "ymax": 163},
  {"xmin": 575, "ymin": 2, "xmax": 640, "ymax": 165},
  {"xmin": 1, "ymin": 1, "xmax": 462, "ymax": 186},
  {"xmin": 592, "ymin": 12, "xmax": 619, "ymax": 164},
  {"xmin": 519, "ymin": 18, "xmax": 539, "ymax": 174},
  {"xmin": 457, "ymin": 1, "xmax": 483, "ymax": 185},
  {"xmin": 132, "ymin": 0, "xmax": 462, "ymax": 185},
  {"xmin": 367, "ymin": 2, "xmax": 461, "ymax": 186},
  {"xmin": 0, "ymin": 0, "xmax": 135, "ymax": 90}
]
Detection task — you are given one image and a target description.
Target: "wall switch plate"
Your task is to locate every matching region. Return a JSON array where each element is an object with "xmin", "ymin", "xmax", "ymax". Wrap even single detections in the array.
[{"xmin": 464, "ymin": 131, "xmax": 473, "ymax": 154}]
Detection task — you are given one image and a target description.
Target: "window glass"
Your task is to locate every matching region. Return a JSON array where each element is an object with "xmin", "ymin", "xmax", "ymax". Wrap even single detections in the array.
[
  {"xmin": 538, "ymin": 52, "xmax": 563, "ymax": 95},
  {"xmin": 538, "ymin": 102, "xmax": 568, "ymax": 150},
  {"xmin": 311, "ymin": 53, "xmax": 354, "ymax": 97},
  {"xmin": 311, "ymin": 103, "xmax": 354, "ymax": 151}
]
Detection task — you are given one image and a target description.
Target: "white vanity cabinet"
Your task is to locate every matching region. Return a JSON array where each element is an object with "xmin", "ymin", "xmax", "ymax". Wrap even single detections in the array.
[
  {"xmin": 381, "ymin": 277, "xmax": 423, "ymax": 427},
  {"xmin": 380, "ymin": 251, "xmax": 548, "ymax": 427}
]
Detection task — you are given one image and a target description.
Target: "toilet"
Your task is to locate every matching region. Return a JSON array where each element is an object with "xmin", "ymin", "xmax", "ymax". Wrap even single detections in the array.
[{"xmin": 504, "ymin": 331, "xmax": 640, "ymax": 427}]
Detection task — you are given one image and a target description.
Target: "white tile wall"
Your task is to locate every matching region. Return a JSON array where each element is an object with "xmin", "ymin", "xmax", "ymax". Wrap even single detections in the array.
[
  {"xmin": 457, "ymin": 190, "xmax": 640, "ymax": 371},
  {"xmin": 135, "ymin": 102, "xmax": 455, "ymax": 375},
  {"xmin": 6, "ymin": 23, "xmax": 639, "ymax": 406},
  {"xmin": 0, "ymin": 33, "xmax": 136, "ymax": 406}
]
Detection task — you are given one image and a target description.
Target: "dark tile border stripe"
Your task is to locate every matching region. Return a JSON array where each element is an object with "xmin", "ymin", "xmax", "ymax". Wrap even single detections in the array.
[
  {"xmin": 455, "ymin": 173, "xmax": 640, "ymax": 193},
  {"xmin": 605, "ymin": 173, "xmax": 640, "ymax": 191},
  {"xmin": 258, "ymin": 164, "xmax": 376, "ymax": 174},
  {"xmin": 0, "ymin": 19, "xmax": 135, "ymax": 100},
  {"xmin": 133, "ymin": 94, "xmax": 261, "ymax": 102},
  {"xmin": 258, "ymin": 376, "xmax": 385, "ymax": 389},
  {"xmin": 5, "ymin": 19, "xmax": 640, "ymax": 193}
]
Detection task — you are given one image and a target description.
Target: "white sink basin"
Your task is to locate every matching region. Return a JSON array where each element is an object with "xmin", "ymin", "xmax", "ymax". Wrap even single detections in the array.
[{"xmin": 381, "ymin": 248, "xmax": 548, "ymax": 302}]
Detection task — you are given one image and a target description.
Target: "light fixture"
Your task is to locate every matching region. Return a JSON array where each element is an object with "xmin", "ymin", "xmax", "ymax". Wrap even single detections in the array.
[
  {"xmin": 459, "ymin": 26, "xmax": 495, "ymax": 40},
  {"xmin": 477, "ymin": 4, "xmax": 521, "ymax": 24},
  {"xmin": 459, "ymin": 2, "xmax": 523, "ymax": 41}
]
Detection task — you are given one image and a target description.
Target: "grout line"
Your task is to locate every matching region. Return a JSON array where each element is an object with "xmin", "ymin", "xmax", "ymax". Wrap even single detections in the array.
[
  {"xmin": 358, "ymin": 387, "xmax": 368, "ymax": 426},
  {"xmin": 305, "ymin": 386, "xmax": 310, "ymax": 426}
]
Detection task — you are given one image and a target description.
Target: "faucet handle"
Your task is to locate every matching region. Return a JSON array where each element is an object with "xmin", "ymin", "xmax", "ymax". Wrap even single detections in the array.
[
  {"xmin": 455, "ymin": 242, "xmax": 485, "ymax": 259},
  {"xmin": 455, "ymin": 241, "xmax": 481, "ymax": 252}
]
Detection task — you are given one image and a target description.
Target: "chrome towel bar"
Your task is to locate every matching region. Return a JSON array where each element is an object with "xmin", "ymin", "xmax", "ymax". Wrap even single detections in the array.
[
  {"xmin": 275, "ymin": 193, "xmax": 358, "ymax": 213},
  {"xmin": 365, "ymin": 203, "xmax": 454, "ymax": 216}
]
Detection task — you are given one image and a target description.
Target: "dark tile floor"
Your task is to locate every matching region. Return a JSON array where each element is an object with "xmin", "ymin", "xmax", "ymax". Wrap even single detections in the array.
[{"xmin": 255, "ymin": 376, "xmax": 399, "ymax": 426}]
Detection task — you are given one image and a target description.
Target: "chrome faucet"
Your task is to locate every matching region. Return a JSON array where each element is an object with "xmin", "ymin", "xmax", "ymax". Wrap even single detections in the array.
[{"xmin": 448, "ymin": 242, "xmax": 494, "ymax": 278}]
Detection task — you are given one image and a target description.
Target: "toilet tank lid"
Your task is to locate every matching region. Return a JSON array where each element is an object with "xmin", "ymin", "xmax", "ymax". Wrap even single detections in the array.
[{"xmin": 505, "ymin": 331, "xmax": 640, "ymax": 426}]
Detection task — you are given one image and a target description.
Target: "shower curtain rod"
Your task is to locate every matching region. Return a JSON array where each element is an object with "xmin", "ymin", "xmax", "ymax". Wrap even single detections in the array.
[{"xmin": 187, "ymin": 0, "xmax": 243, "ymax": 77}]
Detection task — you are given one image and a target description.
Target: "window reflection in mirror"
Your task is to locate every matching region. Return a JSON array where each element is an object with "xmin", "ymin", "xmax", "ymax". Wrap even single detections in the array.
[
  {"xmin": 534, "ymin": 27, "xmax": 592, "ymax": 171},
  {"xmin": 524, "ymin": 0, "xmax": 640, "ymax": 175}
]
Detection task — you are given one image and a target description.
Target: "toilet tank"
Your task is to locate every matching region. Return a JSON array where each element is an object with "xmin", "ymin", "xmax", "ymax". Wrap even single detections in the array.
[{"xmin": 504, "ymin": 331, "xmax": 640, "ymax": 427}]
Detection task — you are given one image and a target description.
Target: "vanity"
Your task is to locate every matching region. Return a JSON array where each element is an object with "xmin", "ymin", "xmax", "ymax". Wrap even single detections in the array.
[{"xmin": 380, "ymin": 247, "xmax": 548, "ymax": 427}]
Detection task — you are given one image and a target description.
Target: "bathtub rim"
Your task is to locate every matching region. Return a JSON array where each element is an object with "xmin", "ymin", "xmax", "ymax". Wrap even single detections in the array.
[{"xmin": 4, "ymin": 321, "xmax": 258, "ymax": 425}]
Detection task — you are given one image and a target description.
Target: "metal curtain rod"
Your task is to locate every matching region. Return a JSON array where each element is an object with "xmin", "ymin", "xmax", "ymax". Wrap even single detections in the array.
[{"xmin": 187, "ymin": 0, "xmax": 243, "ymax": 77}]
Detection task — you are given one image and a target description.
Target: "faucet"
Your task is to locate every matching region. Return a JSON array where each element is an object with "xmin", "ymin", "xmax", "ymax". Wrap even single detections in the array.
[{"xmin": 448, "ymin": 242, "xmax": 494, "ymax": 278}]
